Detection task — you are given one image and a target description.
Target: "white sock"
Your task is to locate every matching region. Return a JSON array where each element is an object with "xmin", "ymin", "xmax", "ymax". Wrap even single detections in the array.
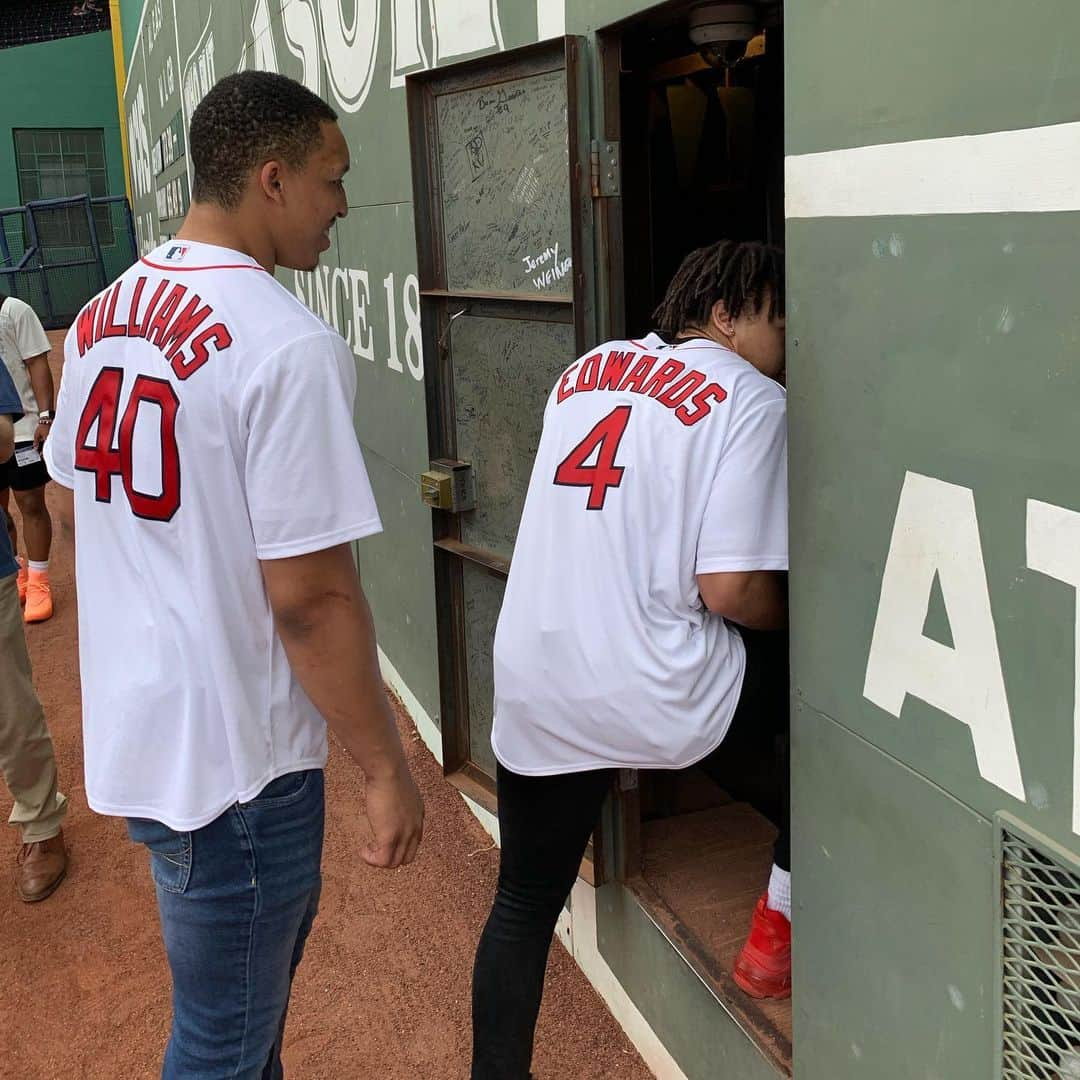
[
  {"xmin": 28, "ymin": 560, "xmax": 48, "ymax": 574},
  {"xmin": 766, "ymin": 864, "xmax": 791, "ymax": 920}
]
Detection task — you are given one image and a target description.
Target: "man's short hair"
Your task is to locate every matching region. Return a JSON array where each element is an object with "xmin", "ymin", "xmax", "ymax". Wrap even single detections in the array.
[
  {"xmin": 189, "ymin": 71, "xmax": 338, "ymax": 210},
  {"xmin": 653, "ymin": 240, "xmax": 784, "ymax": 335}
]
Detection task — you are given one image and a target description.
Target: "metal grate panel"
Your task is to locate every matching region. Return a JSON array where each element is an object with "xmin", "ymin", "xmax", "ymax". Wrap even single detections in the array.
[
  {"xmin": 1002, "ymin": 827, "xmax": 1080, "ymax": 1079},
  {"xmin": 0, "ymin": 195, "xmax": 135, "ymax": 328}
]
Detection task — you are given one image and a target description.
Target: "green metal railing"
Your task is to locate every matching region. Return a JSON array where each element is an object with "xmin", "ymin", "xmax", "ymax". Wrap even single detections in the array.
[{"xmin": 0, "ymin": 193, "xmax": 137, "ymax": 328}]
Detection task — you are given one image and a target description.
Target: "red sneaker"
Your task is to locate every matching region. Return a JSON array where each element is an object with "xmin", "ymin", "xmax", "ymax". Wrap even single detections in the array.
[{"xmin": 733, "ymin": 893, "xmax": 791, "ymax": 999}]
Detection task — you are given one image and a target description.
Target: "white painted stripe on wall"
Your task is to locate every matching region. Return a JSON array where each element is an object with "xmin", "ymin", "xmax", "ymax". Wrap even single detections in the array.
[
  {"xmin": 536, "ymin": 0, "xmax": 566, "ymax": 40},
  {"xmin": 378, "ymin": 646, "xmax": 500, "ymax": 842},
  {"xmin": 564, "ymin": 880, "xmax": 690, "ymax": 1080},
  {"xmin": 786, "ymin": 121, "xmax": 1080, "ymax": 219},
  {"xmin": 378, "ymin": 645, "xmax": 442, "ymax": 763}
]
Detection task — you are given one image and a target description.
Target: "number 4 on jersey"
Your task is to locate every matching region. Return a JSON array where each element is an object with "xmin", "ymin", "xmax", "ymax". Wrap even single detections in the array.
[
  {"xmin": 553, "ymin": 405, "xmax": 632, "ymax": 510},
  {"xmin": 75, "ymin": 367, "xmax": 182, "ymax": 522}
]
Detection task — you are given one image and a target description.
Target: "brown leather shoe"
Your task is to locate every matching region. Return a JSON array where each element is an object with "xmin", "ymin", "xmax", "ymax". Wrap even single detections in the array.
[{"xmin": 15, "ymin": 830, "xmax": 67, "ymax": 902}]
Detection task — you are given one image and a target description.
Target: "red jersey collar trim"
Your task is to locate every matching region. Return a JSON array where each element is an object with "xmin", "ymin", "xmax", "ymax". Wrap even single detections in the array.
[
  {"xmin": 139, "ymin": 256, "xmax": 268, "ymax": 273},
  {"xmin": 141, "ymin": 240, "xmax": 268, "ymax": 273}
]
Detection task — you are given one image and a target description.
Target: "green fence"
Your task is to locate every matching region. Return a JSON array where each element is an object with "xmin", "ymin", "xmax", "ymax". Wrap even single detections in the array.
[{"xmin": 0, "ymin": 193, "xmax": 137, "ymax": 328}]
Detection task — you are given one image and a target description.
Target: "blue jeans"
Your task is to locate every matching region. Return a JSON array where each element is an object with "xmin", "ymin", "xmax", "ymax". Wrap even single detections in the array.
[{"xmin": 127, "ymin": 769, "xmax": 325, "ymax": 1079}]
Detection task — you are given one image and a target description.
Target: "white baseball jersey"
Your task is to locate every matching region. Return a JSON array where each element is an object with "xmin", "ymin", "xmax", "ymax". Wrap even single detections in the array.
[
  {"xmin": 491, "ymin": 332, "xmax": 787, "ymax": 776},
  {"xmin": 0, "ymin": 295, "xmax": 52, "ymax": 443},
  {"xmin": 45, "ymin": 240, "xmax": 382, "ymax": 830}
]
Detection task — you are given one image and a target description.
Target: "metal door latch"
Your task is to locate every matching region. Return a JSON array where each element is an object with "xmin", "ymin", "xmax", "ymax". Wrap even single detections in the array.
[{"xmin": 420, "ymin": 459, "xmax": 476, "ymax": 512}]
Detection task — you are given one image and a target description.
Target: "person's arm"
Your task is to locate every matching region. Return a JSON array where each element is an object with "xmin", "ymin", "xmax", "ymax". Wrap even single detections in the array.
[
  {"xmin": 42, "ymin": 332, "xmax": 76, "ymax": 541},
  {"xmin": 24, "ymin": 353, "xmax": 54, "ymax": 451},
  {"xmin": 0, "ymin": 414, "xmax": 13, "ymax": 464},
  {"xmin": 695, "ymin": 394, "xmax": 789, "ymax": 627},
  {"xmin": 261, "ymin": 544, "xmax": 423, "ymax": 868},
  {"xmin": 1, "ymin": 415, "xmax": 14, "ymax": 553},
  {"xmin": 698, "ymin": 569, "xmax": 787, "ymax": 630},
  {"xmin": 0, "ymin": 358, "xmax": 24, "ymax": 463},
  {"xmin": 10, "ymin": 301, "xmax": 52, "ymax": 450},
  {"xmin": 242, "ymin": 332, "xmax": 424, "ymax": 869}
]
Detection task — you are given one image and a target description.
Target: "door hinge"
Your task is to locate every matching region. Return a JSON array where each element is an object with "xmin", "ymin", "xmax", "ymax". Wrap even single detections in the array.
[{"xmin": 590, "ymin": 140, "xmax": 621, "ymax": 198}]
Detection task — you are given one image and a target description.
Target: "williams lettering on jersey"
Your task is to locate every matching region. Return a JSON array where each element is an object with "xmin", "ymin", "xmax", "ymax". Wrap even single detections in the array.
[{"xmin": 76, "ymin": 276, "xmax": 234, "ymax": 380}]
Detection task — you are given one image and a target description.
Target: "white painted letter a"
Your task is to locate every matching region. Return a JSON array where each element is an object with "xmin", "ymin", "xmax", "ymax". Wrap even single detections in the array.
[{"xmin": 864, "ymin": 472, "xmax": 1024, "ymax": 799}]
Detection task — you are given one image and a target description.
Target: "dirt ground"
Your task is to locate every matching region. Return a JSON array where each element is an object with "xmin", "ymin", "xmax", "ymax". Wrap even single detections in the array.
[{"xmin": 0, "ymin": 332, "xmax": 651, "ymax": 1080}]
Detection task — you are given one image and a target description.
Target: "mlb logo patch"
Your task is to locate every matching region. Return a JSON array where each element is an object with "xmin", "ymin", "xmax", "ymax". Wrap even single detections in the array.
[{"xmin": 164, "ymin": 244, "xmax": 189, "ymax": 262}]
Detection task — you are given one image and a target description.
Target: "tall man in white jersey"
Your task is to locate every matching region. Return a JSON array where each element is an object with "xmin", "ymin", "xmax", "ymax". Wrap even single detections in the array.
[
  {"xmin": 45, "ymin": 72, "xmax": 423, "ymax": 1078},
  {"xmin": 472, "ymin": 241, "xmax": 790, "ymax": 1078}
]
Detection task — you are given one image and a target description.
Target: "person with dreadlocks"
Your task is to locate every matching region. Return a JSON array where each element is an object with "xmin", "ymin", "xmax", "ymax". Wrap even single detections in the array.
[{"xmin": 471, "ymin": 239, "xmax": 790, "ymax": 1079}]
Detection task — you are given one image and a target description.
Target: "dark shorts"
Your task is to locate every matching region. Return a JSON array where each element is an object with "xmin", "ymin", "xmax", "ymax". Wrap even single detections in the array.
[{"xmin": 0, "ymin": 442, "xmax": 50, "ymax": 492}]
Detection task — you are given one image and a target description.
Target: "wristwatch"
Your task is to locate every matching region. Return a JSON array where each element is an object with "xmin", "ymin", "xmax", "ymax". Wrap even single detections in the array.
[{"xmin": 37, "ymin": 410, "xmax": 52, "ymax": 426}]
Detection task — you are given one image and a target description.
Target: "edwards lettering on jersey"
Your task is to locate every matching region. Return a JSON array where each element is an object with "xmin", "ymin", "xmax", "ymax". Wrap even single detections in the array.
[
  {"xmin": 75, "ymin": 274, "xmax": 235, "ymax": 380},
  {"xmin": 555, "ymin": 347, "xmax": 728, "ymax": 427}
]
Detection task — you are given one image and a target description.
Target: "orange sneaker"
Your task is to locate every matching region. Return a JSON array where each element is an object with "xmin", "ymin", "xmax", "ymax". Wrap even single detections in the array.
[
  {"xmin": 733, "ymin": 893, "xmax": 792, "ymax": 999},
  {"xmin": 24, "ymin": 571, "xmax": 52, "ymax": 623},
  {"xmin": 16, "ymin": 558, "xmax": 27, "ymax": 605}
]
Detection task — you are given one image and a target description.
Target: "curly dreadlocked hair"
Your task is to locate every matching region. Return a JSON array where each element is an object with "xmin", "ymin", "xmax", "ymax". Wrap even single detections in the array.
[{"xmin": 652, "ymin": 240, "xmax": 784, "ymax": 336}]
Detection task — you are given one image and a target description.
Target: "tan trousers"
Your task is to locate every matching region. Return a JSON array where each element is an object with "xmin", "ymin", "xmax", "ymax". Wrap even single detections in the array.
[{"xmin": 0, "ymin": 573, "xmax": 66, "ymax": 843}]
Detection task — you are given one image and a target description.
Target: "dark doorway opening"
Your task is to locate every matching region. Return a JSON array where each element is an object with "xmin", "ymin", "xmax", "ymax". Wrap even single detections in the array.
[{"xmin": 598, "ymin": 3, "xmax": 791, "ymax": 1073}]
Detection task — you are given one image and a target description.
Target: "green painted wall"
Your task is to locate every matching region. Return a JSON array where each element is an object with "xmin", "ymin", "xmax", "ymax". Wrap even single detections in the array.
[
  {"xmin": 121, "ymin": 0, "xmax": 143, "ymax": 68},
  {"xmin": 785, "ymin": 1, "xmax": 1080, "ymax": 1075},
  {"xmin": 116, "ymin": 1, "xmax": 1080, "ymax": 1076},
  {"xmin": 787, "ymin": 212, "xmax": 1080, "ymax": 842},
  {"xmin": 0, "ymin": 32, "xmax": 125, "ymax": 211},
  {"xmin": 785, "ymin": 4, "xmax": 1080, "ymax": 155},
  {"xmin": 792, "ymin": 704, "xmax": 996, "ymax": 1079}
]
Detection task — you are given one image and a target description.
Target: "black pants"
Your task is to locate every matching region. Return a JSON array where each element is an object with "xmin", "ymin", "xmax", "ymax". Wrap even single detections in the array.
[{"xmin": 471, "ymin": 630, "xmax": 790, "ymax": 1079}]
